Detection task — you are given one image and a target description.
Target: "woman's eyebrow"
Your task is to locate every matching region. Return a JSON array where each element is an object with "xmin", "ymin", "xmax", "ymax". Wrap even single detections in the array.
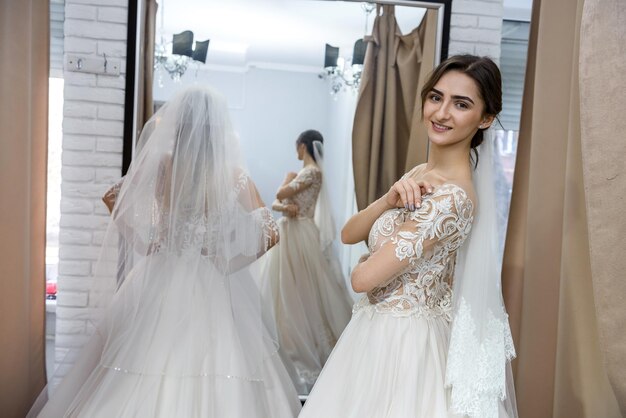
[{"xmin": 431, "ymin": 88, "xmax": 475, "ymax": 105}]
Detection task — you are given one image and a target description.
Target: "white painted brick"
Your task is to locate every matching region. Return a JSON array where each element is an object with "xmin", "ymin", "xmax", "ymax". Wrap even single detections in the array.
[
  {"xmin": 56, "ymin": 319, "xmax": 87, "ymax": 334},
  {"xmin": 97, "ymin": 104, "xmax": 124, "ymax": 120},
  {"xmin": 96, "ymin": 137, "xmax": 123, "ymax": 153},
  {"xmin": 64, "ymin": 72, "xmax": 97, "ymax": 87},
  {"xmin": 96, "ymin": 74, "xmax": 126, "ymax": 89},
  {"xmin": 62, "ymin": 150, "xmax": 122, "ymax": 168},
  {"xmin": 60, "ymin": 230, "xmax": 92, "ymax": 245},
  {"xmin": 65, "ymin": 19, "xmax": 127, "ymax": 41},
  {"xmin": 63, "ymin": 135, "xmax": 96, "ymax": 151},
  {"xmin": 451, "ymin": 15, "xmax": 478, "ymax": 28},
  {"xmin": 448, "ymin": 41, "xmax": 476, "ymax": 55},
  {"xmin": 65, "ymin": 102, "xmax": 97, "ymax": 119},
  {"xmin": 98, "ymin": 7, "xmax": 127, "ymax": 24},
  {"xmin": 475, "ymin": 43, "xmax": 502, "ymax": 60},
  {"xmin": 55, "ymin": 334, "xmax": 91, "ymax": 349},
  {"xmin": 92, "ymin": 230, "xmax": 108, "ymax": 245},
  {"xmin": 479, "ymin": 16, "xmax": 502, "ymax": 30},
  {"xmin": 94, "ymin": 202, "xmax": 113, "ymax": 215},
  {"xmin": 61, "ymin": 197, "xmax": 94, "ymax": 214},
  {"xmin": 61, "ymin": 166, "xmax": 95, "ymax": 182},
  {"xmin": 61, "ymin": 183, "xmax": 111, "ymax": 201},
  {"xmin": 57, "ymin": 291, "xmax": 89, "ymax": 307},
  {"xmin": 59, "ymin": 244, "xmax": 104, "ymax": 260},
  {"xmin": 64, "ymin": 117, "xmax": 124, "ymax": 136},
  {"xmin": 69, "ymin": 0, "xmax": 127, "ymax": 6},
  {"xmin": 64, "ymin": 85, "xmax": 125, "ymax": 104},
  {"xmin": 54, "ymin": 346, "xmax": 71, "ymax": 363},
  {"xmin": 65, "ymin": 4, "xmax": 97, "ymax": 20},
  {"xmin": 65, "ymin": 36, "xmax": 97, "ymax": 54},
  {"xmin": 97, "ymin": 40, "xmax": 126, "ymax": 58},
  {"xmin": 59, "ymin": 213, "xmax": 110, "ymax": 230},
  {"xmin": 58, "ymin": 260, "xmax": 91, "ymax": 276},
  {"xmin": 452, "ymin": 1, "xmax": 502, "ymax": 16},
  {"xmin": 55, "ymin": 306, "xmax": 90, "ymax": 321},
  {"xmin": 95, "ymin": 166, "xmax": 122, "ymax": 182},
  {"xmin": 450, "ymin": 28, "xmax": 501, "ymax": 45},
  {"xmin": 57, "ymin": 277, "xmax": 95, "ymax": 292}
]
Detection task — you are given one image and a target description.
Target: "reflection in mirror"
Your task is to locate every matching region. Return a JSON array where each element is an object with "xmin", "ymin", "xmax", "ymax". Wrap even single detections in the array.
[{"xmin": 146, "ymin": 0, "xmax": 447, "ymax": 397}]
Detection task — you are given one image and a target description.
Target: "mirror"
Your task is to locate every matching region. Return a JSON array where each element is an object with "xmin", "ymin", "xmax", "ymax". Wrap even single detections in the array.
[{"xmin": 124, "ymin": 0, "xmax": 451, "ymax": 397}]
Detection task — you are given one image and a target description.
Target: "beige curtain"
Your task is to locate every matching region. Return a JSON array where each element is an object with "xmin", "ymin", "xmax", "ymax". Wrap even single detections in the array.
[
  {"xmin": 501, "ymin": 0, "xmax": 622, "ymax": 416},
  {"xmin": 0, "ymin": 1, "xmax": 49, "ymax": 417},
  {"xmin": 135, "ymin": 0, "xmax": 157, "ymax": 134},
  {"xmin": 579, "ymin": 0, "xmax": 626, "ymax": 412},
  {"xmin": 352, "ymin": 6, "xmax": 437, "ymax": 210}
]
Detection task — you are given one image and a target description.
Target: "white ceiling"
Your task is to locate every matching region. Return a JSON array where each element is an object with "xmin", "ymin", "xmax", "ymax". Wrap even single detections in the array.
[{"xmin": 159, "ymin": 0, "xmax": 428, "ymax": 68}]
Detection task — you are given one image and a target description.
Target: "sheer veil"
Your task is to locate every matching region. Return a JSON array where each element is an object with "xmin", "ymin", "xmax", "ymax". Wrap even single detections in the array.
[
  {"xmin": 445, "ymin": 129, "xmax": 518, "ymax": 418},
  {"xmin": 312, "ymin": 140, "xmax": 335, "ymax": 254},
  {"xmin": 38, "ymin": 86, "xmax": 281, "ymax": 414}
]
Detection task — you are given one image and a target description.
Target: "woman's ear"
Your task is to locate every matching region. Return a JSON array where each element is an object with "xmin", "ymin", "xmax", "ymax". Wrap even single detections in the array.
[{"xmin": 478, "ymin": 114, "xmax": 496, "ymax": 129}]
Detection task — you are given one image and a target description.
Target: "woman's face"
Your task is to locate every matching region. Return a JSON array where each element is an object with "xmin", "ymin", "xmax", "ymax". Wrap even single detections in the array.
[{"xmin": 422, "ymin": 70, "xmax": 493, "ymax": 148}]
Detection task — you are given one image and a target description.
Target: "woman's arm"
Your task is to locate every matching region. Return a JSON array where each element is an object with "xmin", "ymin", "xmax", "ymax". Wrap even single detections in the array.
[
  {"xmin": 341, "ymin": 177, "xmax": 434, "ymax": 244},
  {"xmin": 271, "ymin": 199, "xmax": 299, "ymax": 217}
]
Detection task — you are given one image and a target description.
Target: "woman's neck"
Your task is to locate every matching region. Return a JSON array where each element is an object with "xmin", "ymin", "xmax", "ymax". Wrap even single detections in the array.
[
  {"xmin": 302, "ymin": 153, "xmax": 316, "ymax": 167},
  {"xmin": 425, "ymin": 140, "xmax": 473, "ymax": 182}
]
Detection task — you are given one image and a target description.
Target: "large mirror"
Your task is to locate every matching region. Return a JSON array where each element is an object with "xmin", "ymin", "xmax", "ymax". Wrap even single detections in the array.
[{"xmin": 124, "ymin": 0, "xmax": 450, "ymax": 397}]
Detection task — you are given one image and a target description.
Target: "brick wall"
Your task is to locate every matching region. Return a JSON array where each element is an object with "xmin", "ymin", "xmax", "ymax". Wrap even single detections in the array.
[
  {"xmin": 54, "ymin": 0, "xmax": 128, "ymax": 381},
  {"xmin": 450, "ymin": 0, "xmax": 504, "ymax": 62}
]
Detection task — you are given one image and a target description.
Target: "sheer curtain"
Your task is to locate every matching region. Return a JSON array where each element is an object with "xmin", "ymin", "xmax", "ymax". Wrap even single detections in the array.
[{"xmin": 0, "ymin": 1, "xmax": 49, "ymax": 416}]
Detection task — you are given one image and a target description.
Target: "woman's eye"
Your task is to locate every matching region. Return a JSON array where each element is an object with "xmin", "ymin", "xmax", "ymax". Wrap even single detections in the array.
[
  {"xmin": 429, "ymin": 94, "xmax": 441, "ymax": 102},
  {"xmin": 456, "ymin": 102, "xmax": 469, "ymax": 110}
]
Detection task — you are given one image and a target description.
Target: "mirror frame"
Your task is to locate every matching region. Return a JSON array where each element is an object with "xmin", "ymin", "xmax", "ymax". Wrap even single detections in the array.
[{"xmin": 122, "ymin": 0, "xmax": 452, "ymax": 175}]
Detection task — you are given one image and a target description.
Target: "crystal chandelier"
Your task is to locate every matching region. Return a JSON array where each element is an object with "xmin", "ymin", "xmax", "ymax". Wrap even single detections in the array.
[
  {"xmin": 319, "ymin": 3, "xmax": 374, "ymax": 96},
  {"xmin": 154, "ymin": 0, "xmax": 209, "ymax": 85}
]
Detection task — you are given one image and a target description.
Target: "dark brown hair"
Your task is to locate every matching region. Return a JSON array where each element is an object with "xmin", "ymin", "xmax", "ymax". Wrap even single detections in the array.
[
  {"xmin": 420, "ymin": 55, "xmax": 502, "ymax": 167},
  {"xmin": 296, "ymin": 129, "xmax": 324, "ymax": 162}
]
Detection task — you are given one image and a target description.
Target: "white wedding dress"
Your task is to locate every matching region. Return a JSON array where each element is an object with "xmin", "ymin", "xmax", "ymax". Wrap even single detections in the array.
[
  {"xmin": 33, "ymin": 87, "xmax": 302, "ymax": 418},
  {"xmin": 260, "ymin": 165, "xmax": 353, "ymax": 394},
  {"xmin": 300, "ymin": 183, "xmax": 476, "ymax": 417}
]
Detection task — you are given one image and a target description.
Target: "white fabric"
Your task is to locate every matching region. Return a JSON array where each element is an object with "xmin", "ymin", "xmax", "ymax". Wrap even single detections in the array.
[
  {"xmin": 35, "ymin": 86, "xmax": 301, "ymax": 417},
  {"xmin": 446, "ymin": 129, "xmax": 518, "ymax": 418},
  {"xmin": 312, "ymin": 141, "xmax": 335, "ymax": 253}
]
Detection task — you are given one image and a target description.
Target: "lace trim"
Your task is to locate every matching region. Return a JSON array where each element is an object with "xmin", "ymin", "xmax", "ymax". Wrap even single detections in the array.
[{"xmin": 445, "ymin": 298, "xmax": 516, "ymax": 418}]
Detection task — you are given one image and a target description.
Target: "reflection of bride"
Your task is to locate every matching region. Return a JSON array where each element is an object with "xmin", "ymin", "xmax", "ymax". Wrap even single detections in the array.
[
  {"xmin": 261, "ymin": 130, "xmax": 353, "ymax": 393},
  {"xmin": 35, "ymin": 87, "xmax": 301, "ymax": 417}
]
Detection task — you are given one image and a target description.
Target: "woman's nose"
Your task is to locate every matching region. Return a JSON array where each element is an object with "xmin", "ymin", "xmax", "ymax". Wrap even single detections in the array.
[{"xmin": 434, "ymin": 102, "xmax": 451, "ymax": 120}]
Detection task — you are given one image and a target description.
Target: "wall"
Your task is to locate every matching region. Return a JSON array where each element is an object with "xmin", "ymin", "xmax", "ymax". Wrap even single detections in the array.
[
  {"xmin": 449, "ymin": 0, "xmax": 504, "ymax": 62},
  {"xmin": 54, "ymin": 0, "xmax": 128, "ymax": 382}
]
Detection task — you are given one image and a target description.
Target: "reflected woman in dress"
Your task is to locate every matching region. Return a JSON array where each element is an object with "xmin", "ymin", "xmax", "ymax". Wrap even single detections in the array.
[
  {"xmin": 34, "ymin": 86, "xmax": 301, "ymax": 417},
  {"xmin": 261, "ymin": 129, "xmax": 353, "ymax": 394},
  {"xmin": 301, "ymin": 55, "xmax": 518, "ymax": 417}
]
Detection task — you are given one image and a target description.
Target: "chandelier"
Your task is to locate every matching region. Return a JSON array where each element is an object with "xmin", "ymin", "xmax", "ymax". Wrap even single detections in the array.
[
  {"xmin": 319, "ymin": 3, "xmax": 374, "ymax": 96},
  {"xmin": 154, "ymin": 0, "xmax": 209, "ymax": 85}
]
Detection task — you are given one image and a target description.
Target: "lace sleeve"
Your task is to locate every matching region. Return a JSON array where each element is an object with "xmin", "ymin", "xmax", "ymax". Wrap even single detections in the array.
[
  {"xmin": 287, "ymin": 167, "xmax": 320, "ymax": 193},
  {"xmin": 356, "ymin": 185, "xmax": 473, "ymax": 290}
]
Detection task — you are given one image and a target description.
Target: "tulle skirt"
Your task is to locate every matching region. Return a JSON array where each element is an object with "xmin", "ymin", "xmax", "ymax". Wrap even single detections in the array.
[
  {"xmin": 37, "ymin": 253, "xmax": 301, "ymax": 418},
  {"xmin": 259, "ymin": 217, "xmax": 353, "ymax": 393},
  {"xmin": 300, "ymin": 302, "xmax": 463, "ymax": 418}
]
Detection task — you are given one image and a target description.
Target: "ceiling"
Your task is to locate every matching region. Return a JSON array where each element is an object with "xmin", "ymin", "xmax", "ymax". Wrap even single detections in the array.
[{"xmin": 158, "ymin": 0, "xmax": 429, "ymax": 69}]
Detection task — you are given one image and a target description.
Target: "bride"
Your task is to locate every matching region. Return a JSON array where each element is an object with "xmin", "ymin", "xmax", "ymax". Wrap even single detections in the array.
[
  {"xmin": 34, "ymin": 86, "xmax": 301, "ymax": 417},
  {"xmin": 300, "ymin": 55, "xmax": 518, "ymax": 418},
  {"xmin": 260, "ymin": 130, "xmax": 353, "ymax": 394}
]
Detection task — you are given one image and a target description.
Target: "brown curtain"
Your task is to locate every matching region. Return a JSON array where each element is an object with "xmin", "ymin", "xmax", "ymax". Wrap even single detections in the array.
[
  {"xmin": 579, "ymin": 0, "xmax": 626, "ymax": 412},
  {"xmin": 0, "ymin": 1, "xmax": 49, "ymax": 417},
  {"xmin": 352, "ymin": 6, "xmax": 437, "ymax": 210},
  {"xmin": 501, "ymin": 0, "xmax": 622, "ymax": 416},
  {"xmin": 135, "ymin": 0, "xmax": 157, "ymax": 135}
]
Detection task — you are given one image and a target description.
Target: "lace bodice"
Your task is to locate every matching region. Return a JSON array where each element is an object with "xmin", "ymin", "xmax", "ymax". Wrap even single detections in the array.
[
  {"xmin": 284, "ymin": 166, "xmax": 322, "ymax": 218},
  {"xmin": 353, "ymin": 184, "xmax": 474, "ymax": 320}
]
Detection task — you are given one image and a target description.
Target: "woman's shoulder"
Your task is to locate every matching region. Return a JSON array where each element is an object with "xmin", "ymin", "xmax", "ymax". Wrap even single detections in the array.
[
  {"xmin": 402, "ymin": 163, "xmax": 427, "ymax": 179},
  {"xmin": 430, "ymin": 181, "xmax": 476, "ymax": 211}
]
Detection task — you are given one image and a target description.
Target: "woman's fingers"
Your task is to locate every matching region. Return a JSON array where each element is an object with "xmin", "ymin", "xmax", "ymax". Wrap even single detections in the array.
[{"xmin": 393, "ymin": 181, "xmax": 410, "ymax": 209}]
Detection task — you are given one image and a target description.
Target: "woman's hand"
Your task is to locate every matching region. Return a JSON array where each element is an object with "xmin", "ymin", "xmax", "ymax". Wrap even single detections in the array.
[
  {"xmin": 383, "ymin": 177, "xmax": 434, "ymax": 211},
  {"xmin": 284, "ymin": 204, "xmax": 299, "ymax": 218}
]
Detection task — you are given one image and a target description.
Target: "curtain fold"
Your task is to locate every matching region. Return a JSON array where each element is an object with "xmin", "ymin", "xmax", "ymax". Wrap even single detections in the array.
[
  {"xmin": 0, "ymin": 0, "xmax": 49, "ymax": 416},
  {"xmin": 579, "ymin": 0, "xmax": 626, "ymax": 412},
  {"xmin": 501, "ymin": 0, "xmax": 622, "ymax": 416},
  {"xmin": 352, "ymin": 6, "xmax": 436, "ymax": 210}
]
